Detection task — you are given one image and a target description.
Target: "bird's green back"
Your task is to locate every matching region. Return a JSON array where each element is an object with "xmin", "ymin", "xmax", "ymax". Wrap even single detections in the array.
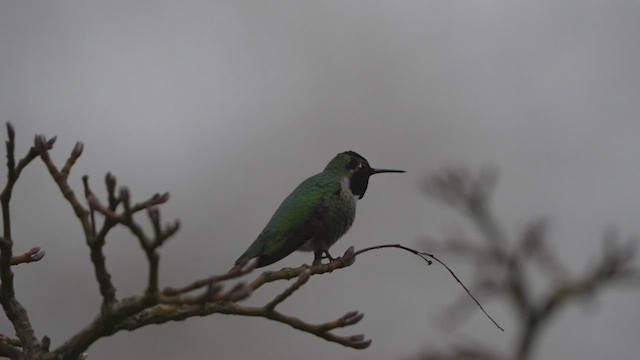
[{"xmin": 236, "ymin": 172, "xmax": 341, "ymax": 265}]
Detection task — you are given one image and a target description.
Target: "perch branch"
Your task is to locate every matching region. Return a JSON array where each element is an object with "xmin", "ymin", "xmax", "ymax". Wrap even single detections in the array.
[{"xmin": 5, "ymin": 125, "xmax": 507, "ymax": 359}]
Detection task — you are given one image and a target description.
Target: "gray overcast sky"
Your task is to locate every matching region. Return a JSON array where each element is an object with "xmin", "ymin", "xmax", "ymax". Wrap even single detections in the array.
[{"xmin": 1, "ymin": 1, "xmax": 640, "ymax": 359}]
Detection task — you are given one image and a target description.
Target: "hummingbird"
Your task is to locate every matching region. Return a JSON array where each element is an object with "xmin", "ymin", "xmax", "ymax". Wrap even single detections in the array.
[{"xmin": 234, "ymin": 151, "xmax": 404, "ymax": 268}]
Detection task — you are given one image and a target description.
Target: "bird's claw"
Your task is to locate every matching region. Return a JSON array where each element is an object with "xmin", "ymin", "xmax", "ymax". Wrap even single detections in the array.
[
  {"xmin": 313, "ymin": 250, "xmax": 335, "ymax": 265},
  {"xmin": 311, "ymin": 248, "xmax": 356, "ymax": 267}
]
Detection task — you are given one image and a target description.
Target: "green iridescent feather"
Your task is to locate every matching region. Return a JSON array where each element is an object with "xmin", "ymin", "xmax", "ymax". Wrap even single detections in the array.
[{"xmin": 236, "ymin": 172, "xmax": 342, "ymax": 267}]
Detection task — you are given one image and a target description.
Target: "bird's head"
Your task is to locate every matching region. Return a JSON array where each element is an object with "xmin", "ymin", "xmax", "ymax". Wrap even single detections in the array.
[{"xmin": 324, "ymin": 151, "xmax": 404, "ymax": 199}]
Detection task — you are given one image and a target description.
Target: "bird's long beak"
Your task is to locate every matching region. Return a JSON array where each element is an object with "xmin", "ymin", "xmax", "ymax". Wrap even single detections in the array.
[{"xmin": 371, "ymin": 168, "xmax": 405, "ymax": 175}]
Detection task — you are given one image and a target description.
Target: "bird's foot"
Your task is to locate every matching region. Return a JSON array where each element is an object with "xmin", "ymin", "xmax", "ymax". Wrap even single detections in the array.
[
  {"xmin": 323, "ymin": 251, "xmax": 336, "ymax": 262},
  {"xmin": 312, "ymin": 250, "xmax": 336, "ymax": 266},
  {"xmin": 312, "ymin": 250, "xmax": 324, "ymax": 266}
]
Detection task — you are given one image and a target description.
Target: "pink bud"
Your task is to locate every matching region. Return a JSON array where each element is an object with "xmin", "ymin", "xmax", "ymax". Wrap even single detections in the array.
[
  {"xmin": 119, "ymin": 187, "xmax": 130, "ymax": 205},
  {"xmin": 147, "ymin": 206, "xmax": 160, "ymax": 223},
  {"xmin": 30, "ymin": 247, "xmax": 45, "ymax": 261},
  {"xmin": 34, "ymin": 134, "xmax": 46, "ymax": 151},
  {"xmin": 105, "ymin": 172, "xmax": 116, "ymax": 189},
  {"xmin": 46, "ymin": 135, "xmax": 57, "ymax": 149},
  {"xmin": 71, "ymin": 142, "xmax": 84, "ymax": 158}
]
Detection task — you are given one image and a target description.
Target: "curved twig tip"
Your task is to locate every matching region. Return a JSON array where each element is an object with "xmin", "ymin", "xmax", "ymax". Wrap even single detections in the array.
[{"xmin": 352, "ymin": 243, "xmax": 503, "ymax": 332}]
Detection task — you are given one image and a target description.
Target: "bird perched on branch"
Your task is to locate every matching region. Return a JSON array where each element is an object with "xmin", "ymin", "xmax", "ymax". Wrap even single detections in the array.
[{"xmin": 235, "ymin": 151, "xmax": 404, "ymax": 268}]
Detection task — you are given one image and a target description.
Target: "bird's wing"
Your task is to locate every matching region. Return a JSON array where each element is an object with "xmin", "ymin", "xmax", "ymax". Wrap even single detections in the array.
[{"xmin": 235, "ymin": 173, "xmax": 339, "ymax": 267}]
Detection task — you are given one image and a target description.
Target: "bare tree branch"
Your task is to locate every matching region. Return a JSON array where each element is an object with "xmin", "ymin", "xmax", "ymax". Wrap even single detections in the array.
[
  {"xmin": 1, "ymin": 123, "xmax": 44, "ymax": 356},
  {"xmin": 6, "ymin": 125, "xmax": 495, "ymax": 359},
  {"xmin": 414, "ymin": 167, "xmax": 640, "ymax": 360},
  {"xmin": 81, "ymin": 175, "xmax": 117, "ymax": 309},
  {"xmin": 0, "ymin": 335, "xmax": 22, "ymax": 360},
  {"xmin": 4, "ymin": 124, "xmax": 432, "ymax": 359}
]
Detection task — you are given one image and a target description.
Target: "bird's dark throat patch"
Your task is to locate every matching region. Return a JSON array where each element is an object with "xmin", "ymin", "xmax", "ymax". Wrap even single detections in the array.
[{"xmin": 349, "ymin": 169, "xmax": 371, "ymax": 199}]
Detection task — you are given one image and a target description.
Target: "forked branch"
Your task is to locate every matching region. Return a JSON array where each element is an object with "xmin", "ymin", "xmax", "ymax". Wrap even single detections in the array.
[{"xmin": 2, "ymin": 125, "xmax": 495, "ymax": 360}]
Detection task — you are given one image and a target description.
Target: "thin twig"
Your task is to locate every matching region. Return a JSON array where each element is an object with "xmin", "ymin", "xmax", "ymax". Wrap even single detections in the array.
[
  {"xmin": 354, "ymin": 244, "xmax": 504, "ymax": 331},
  {"xmin": 265, "ymin": 270, "xmax": 311, "ymax": 311},
  {"xmin": 9, "ymin": 247, "xmax": 45, "ymax": 266}
]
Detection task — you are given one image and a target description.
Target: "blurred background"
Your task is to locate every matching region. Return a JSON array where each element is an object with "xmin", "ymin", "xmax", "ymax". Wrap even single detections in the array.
[{"xmin": 1, "ymin": 1, "xmax": 639, "ymax": 359}]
